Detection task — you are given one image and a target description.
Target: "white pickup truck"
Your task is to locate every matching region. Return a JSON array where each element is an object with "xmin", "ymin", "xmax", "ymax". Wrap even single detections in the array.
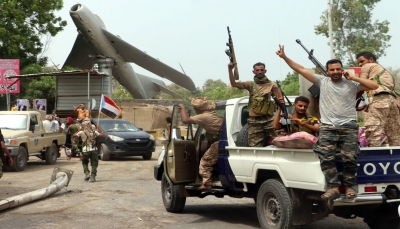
[
  {"xmin": 154, "ymin": 96, "xmax": 400, "ymax": 229},
  {"xmin": 0, "ymin": 111, "xmax": 66, "ymax": 171}
]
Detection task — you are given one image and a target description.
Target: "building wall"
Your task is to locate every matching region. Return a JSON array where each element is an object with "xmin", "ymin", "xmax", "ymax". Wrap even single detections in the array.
[{"xmin": 56, "ymin": 74, "xmax": 110, "ymax": 110}]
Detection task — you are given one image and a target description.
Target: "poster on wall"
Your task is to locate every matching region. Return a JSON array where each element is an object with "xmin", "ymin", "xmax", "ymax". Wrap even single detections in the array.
[
  {"xmin": 0, "ymin": 59, "xmax": 20, "ymax": 94},
  {"xmin": 17, "ymin": 99, "xmax": 28, "ymax": 111},
  {"xmin": 34, "ymin": 99, "xmax": 47, "ymax": 111}
]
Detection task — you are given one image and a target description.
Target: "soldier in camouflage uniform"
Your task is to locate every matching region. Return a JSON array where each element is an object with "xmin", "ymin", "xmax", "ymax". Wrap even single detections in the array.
[
  {"xmin": 74, "ymin": 118, "xmax": 104, "ymax": 182},
  {"xmin": 277, "ymin": 45, "xmax": 379, "ymax": 200},
  {"xmin": 228, "ymin": 62, "xmax": 284, "ymax": 147},
  {"xmin": 66, "ymin": 117, "xmax": 81, "ymax": 161},
  {"xmin": 273, "ymin": 96, "xmax": 319, "ymax": 136},
  {"xmin": 356, "ymin": 52, "xmax": 400, "ymax": 147},
  {"xmin": 179, "ymin": 97, "xmax": 223, "ymax": 190}
]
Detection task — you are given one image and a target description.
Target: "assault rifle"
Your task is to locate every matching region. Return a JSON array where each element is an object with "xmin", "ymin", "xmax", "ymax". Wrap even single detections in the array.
[
  {"xmin": 296, "ymin": 39, "xmax": 328, "ymax": 98},
  {"xmin": 273, "ymin": 80, "xmax": 292, "ymax": 133},
  {"xmin": 225, "ymin": 26, "xmax": 239, "ymax": 80}
]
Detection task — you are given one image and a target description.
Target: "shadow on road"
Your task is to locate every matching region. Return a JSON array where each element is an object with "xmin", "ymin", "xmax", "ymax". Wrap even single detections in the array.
[{"xmin": 183, "ymin": 203, "xmax": 259, "ymax": 228}]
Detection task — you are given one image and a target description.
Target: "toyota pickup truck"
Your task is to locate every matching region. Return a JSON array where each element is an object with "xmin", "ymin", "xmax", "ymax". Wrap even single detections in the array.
[
  {"xmin": 0, "ymin": 111, "xmax": 66, "ymax": 171},
  {"xmin": 154, "ymin": 96, "xmax": 400, "ymax": 229}
]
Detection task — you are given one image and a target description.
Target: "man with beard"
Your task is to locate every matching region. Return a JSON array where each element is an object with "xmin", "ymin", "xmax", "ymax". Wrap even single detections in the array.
[
  {"xmin": 276, "ymin": 45, "xmax": 378, "ymax": 201},
  {"xmin": 356, "ymin": 51, "xmax": 400, "ymax": 147},
  {"xmin": 228, "ymin": 62, "xmax": 283, "ymax": 147},
  {"xmin": 273, "ymin": 96, "xmax": 319, "ymax": 136}
]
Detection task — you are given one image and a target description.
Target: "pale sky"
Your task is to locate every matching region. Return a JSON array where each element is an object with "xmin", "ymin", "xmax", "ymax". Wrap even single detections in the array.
[{"xmin": 44, "ymin": 0, "xmax": 400, "ymax": 89}]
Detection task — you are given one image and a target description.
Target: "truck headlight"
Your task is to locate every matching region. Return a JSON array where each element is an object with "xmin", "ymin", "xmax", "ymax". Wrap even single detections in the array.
[
  {"xmin": 4, "ymin": 139, "xmax": 17, "ymax": 145},
  {"xmin": 108, "ymin": 134, "xmax": 124, "ymax": 142},
  {"xmin": 149, "ymin": 135, "xmax": 155, "ymax": 141}
]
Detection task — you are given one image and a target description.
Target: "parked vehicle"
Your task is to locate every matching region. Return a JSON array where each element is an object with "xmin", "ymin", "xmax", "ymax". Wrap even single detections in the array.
[
  {"xmin": 95, "ymin": 118, "xmax": 155, "ymax": 161},
  {"xmin": 154, "ymin": 96, "xmax": 400, "ymax": 229},
  {"xmin": 0, "ymin": 111, "xmax": 66, "ymax": 171}
]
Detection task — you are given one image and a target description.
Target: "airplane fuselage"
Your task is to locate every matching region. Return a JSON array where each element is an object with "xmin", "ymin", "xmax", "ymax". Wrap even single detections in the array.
[{"xmin": 70, "ymin": 4, "xmax": 147, "ymax": 98}]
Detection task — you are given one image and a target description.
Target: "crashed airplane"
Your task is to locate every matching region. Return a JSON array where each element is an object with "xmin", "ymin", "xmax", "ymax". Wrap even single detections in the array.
[{"xmin": 63, "ymin": 4, "xmax": 195, "ymax": 99}]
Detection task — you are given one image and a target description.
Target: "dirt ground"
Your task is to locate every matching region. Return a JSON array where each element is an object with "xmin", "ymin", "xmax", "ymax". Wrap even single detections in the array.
[{"xmin": 0, "ymin": 146, "xmax": 371, "ymax": 229}]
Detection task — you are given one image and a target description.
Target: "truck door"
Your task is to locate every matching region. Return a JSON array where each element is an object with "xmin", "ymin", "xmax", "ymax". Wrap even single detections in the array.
[
  {"xmin": 164, "ymin": 105, "xmax": 197, "ymax": 184},
  {"xmin": 28, "ymin": 114, "xmax": 42, "ymax": 152}
]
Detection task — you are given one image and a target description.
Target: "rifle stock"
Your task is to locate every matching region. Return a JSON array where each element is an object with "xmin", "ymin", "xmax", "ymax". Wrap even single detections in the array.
[{"xmin": 226, "ymin": 26, "xmax": 239, "ymax": 80}]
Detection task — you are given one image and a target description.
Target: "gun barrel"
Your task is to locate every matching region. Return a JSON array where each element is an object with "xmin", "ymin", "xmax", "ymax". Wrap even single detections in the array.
[{"xmin": 296, "ymin": 39, "xmax": 328, "ymax": 77}]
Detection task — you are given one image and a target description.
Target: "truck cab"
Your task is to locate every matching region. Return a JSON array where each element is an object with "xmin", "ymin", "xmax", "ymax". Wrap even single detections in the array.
[{"xmin": 0, "ymin": 111, "xmax": 66, "ymax": 171}]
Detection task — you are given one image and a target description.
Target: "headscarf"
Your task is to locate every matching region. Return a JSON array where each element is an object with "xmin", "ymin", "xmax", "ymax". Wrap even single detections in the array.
[
  {"xmin": 190, "ymin": 97, "xmax": 216, "ymax": 114},
  {"xmin": 66, "ymin": 116, "xmax": 75, "ymax": 125},
  {"xmin": 81, "ymin": 118, "xmax": 95, "ymax": 143},
  {"xmin": 254, "ymin": 75, "xmax": 270, "ymax": 84}
]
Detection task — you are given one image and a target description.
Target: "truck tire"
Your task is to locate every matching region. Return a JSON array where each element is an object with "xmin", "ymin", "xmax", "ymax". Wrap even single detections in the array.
[
  {"xmin": 11, "ymin": 146, "xmax": 28, "ymax": 172},
  {"xmin": 236, "ymin": 124, "xmax": 249, "ymax": 147},
  {"xmin": 99, "ymin": 143, "xmax": 110, "ymax": 161},
  {"xmin": 143, "ymin": 151, "xmax": 152, "ymax": 160},
  {"xmin": 161, "ymin": 172, "xmax": 186, "ymax": 213},
  {"xmin": 257, "ymin": 179, "xmax": 294, "ymax": 229},
  {"xmin": 45, "ymin": 143, "xmax": 58, "ymax": 165},
  {"xmin": 364, "ymin": 203, "xmax": 400, "ymax": 229}
]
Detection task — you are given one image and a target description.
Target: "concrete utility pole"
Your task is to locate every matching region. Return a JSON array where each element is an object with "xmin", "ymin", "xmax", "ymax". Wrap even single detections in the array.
[{"xmin": 327, "ymin": 0, "xmax": 334, "ymax": 59}]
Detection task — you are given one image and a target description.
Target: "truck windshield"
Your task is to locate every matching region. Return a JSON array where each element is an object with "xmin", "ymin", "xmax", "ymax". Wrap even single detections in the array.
[{"xmin": 0, "ymin": 114, "xmax": 28, "ymax": 130}]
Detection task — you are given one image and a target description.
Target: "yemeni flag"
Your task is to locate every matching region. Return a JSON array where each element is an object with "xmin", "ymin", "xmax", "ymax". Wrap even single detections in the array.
[{"xmin": 99, "ymin": 94, "xmax": 122, "ymax": 119}]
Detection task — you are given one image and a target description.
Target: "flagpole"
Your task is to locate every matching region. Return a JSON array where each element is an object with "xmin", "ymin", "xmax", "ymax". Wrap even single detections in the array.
[{"xmin": 97, "ymin": 94, "xmax": 102, "ymax": 127}]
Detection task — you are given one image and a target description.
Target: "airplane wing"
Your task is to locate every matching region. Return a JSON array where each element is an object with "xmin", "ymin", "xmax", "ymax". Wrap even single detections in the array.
[
  {"xmin": 101, "ymin": 28, "xmax": 196, "ymax": 91},
  {"xmin": 63, "ymin": 35, "xmax": 94, "ymax": 70},
  {"xmin": 136, "ymin": 73, "xmax": 182, "ymax": 99}
]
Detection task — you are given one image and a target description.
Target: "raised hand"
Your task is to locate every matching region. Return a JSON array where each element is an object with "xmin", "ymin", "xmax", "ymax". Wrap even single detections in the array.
[{"xmin": 276, "ymin": 45, "xmax": 286, "ymax": 58}]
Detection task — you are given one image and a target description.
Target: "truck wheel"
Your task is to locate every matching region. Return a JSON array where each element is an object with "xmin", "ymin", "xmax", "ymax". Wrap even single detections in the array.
[
  {"xmin": 257, "ymin": 179, "xmax": 294, "ymax": 229},
  {"xmin": 11, "ymin": 146, "xmax": 28, "ymax": 172},
  {"xmin": 236, "ymin": 124, "xmax": 249, "ymax": 146},
  {"xmin": 161, "ymin": 172, "xmax": 186, "ymax": 213},
  {"xmin": 143, "ymin": 151, "xmax": 152, "ymax": 160},
  {"xmin": 45, "ymin": 143, "xmax": 58, "ymax": 165},
  {"xmin": 364, "ymin": 203, "xmax": 400, "ymax": 229},
  {"xmin": 99, "ymin": 143, "xmax": 110, "ymax": 161}
]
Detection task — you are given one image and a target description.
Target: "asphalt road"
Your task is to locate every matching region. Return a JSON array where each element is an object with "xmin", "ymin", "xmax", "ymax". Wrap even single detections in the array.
[{"xmin": 0, "ymin": 146, "xmax": 371, "ymax": 229}]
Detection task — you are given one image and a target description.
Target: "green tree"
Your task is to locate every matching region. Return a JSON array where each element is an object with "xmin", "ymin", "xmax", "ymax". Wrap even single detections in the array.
[
  {"xmin": 202, "ymin": 79, "xmax": 248, "ymax": 100},
  {"xmin": 315, "ymin": 0, "xmax": 391, "ymax": 65},
  {"xmin": 387, "ymin": 67, "xmax": 400, "ymax": 91},
  {"xmin": 0, "ymin": 0, "xmax": 67, "ymax": 68},
  {"xmin": 113, "ymin": 83, "xmax": 134, "ymax": 99},
  {"xmin": 155, "ymin": 83, "xmax": 200, "ymax": 100},
  {"xmin": 279, "ymin": 71, "xmax": 300, "ymax": 95}
]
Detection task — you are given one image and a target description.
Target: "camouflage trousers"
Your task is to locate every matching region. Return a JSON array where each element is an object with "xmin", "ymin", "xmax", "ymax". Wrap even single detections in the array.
[
  {"xmin": 71, "ymin": 136, "xmax": 81, "ymax": 156},
  {"xmin": 364, "ymin": 95, "xmax": 400, "ymax": 147},
  {"xmin": 199, "ymin": 141, "xmax": 219, "ymax": 186},
  {"xmin": 82, "ymin": 150, "xmax": 99, "ymax": 176},
  {"xmin": 247, "ymin": 115, "xmax": 275, "ymax": 147},
  {"xmin": 313, "ymin": 121, "xmax": 359, "ymax": 187}
]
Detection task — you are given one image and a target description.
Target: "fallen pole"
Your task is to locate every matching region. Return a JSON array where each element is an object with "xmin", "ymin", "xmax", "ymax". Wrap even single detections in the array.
[{"xmin": 0, "ymin": 168, "xmax": 73, "ymax": 211}]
